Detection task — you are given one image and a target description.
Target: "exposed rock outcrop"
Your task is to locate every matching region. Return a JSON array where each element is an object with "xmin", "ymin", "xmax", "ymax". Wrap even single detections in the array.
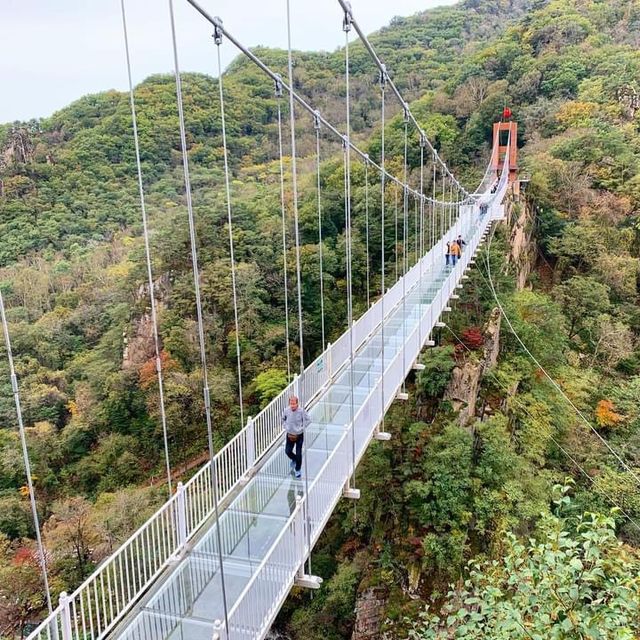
[
  {"xmin": 122, "ymin": 274, "xmax": 171, "ymax": 370},
  {"xmin": 351, "ymin": 588, "xmax": 387, "ymax": 640},
  {"xmin": 122, "ymin": 312, "xmax": 157, "ymax": 370},
  {"xmin": 506, "ymin": 199, "xmax": 537, "ymax": 291},
  {"xmin": 444, "ymin": 308, "xmax": 501, "ymax": 426}
]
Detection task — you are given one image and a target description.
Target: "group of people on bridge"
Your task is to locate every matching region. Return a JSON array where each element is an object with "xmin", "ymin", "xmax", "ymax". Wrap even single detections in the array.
[{"xmin": 445, "ymin": 235, "xmax": 466, "ymax": 267}]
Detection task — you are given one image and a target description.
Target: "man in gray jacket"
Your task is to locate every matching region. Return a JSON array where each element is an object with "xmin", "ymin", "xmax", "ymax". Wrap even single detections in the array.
[{"xmin": 282, "ymin": 395, "xmax": 311, "ymax": 479}]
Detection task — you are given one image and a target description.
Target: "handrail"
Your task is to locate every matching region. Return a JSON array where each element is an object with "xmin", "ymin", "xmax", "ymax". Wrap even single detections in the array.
[{"xmin": 27, "ymin": 146, "xmax": 511, "ymax": 640}]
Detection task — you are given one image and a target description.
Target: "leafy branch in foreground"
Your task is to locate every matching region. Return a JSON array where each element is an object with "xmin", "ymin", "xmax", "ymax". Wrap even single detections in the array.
[{"xmin": 408, "ymin": 487, "xmax": 640, "ymax": 640}]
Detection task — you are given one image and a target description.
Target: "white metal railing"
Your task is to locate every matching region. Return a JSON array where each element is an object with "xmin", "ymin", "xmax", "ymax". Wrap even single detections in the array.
[
  {"xmin": 27, "ymin": 151, "xmax": 510, "ymax": 640},
  {"xmin": 214, "ymin": 157, "xmax": 511, "ymax": 638}
]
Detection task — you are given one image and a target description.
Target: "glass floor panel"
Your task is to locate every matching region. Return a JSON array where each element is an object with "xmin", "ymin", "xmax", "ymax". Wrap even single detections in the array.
[{"xmin": 115, "ymin": 221, "xmax": 487, "ymax": 639}]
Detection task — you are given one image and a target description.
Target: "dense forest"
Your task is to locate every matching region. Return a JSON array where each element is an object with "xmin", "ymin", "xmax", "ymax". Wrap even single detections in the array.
[{"xmin": 1, "ymin": 0, "xmax": 640, "ymax": 637}]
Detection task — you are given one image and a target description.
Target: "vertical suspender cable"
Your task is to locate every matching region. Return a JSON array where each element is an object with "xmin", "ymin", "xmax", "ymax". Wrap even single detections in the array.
[
  {"xmin": 414, "ymin": 197, "xmax": 418, "ymax": 264},
  {"xmin": 418, "ymin": 136, "xmax": 425, "ymax": 347},
  {"xmin": 442, "ymin": 172, "xmax": 449, "ymax": 230},
  {"xmin": 285, "ymin": 0, "xmax": 312, "ymax": 576},
  {"xmin": 168, "ymin": 3, "xmax": 229, "ymax": 632},
  {"xmin": 276, "ymin": 78, "xmax": 292, "ymax": 379},
  {"xmin": 0, "ymin": 291, "xmax": 53, "ymax": 618},
  {"xmin": 314, "ymin": 111, "xmax": 326, "ymax": 351},
  {"xmin": 394, "ymin": 186, "xmax": 399, "ymax": 282},
  {"xmin": 449, "ymin": 182, "xmax": 454, "ymax": 233},
  {"xmin": 401, "ymin": 112, "xmax": 408, "ymax": 390},
  {"xmin": 378, "ymin": 67, "xmax": 387, "ymax": 434},
  {"xmin": 285, "ymin": 0, "xmax": 305, "ymax": 389},
  {"xmin": 432, "ymin": 158, "xmax": 437, "ymax": 251},
  {"xmin": 120, "ymin": 0, "xmax": 172, "ymax": 496},
  {"xmin": 343, "ymin": 7, "xmax": 357, "ymax": 492},
  {"xmin": 364, "ymin": 158, "xmax": 370, "ymax": 308},
  {"xmin": 215, "ymin": 37, "xmax": 245, "ymax": 429}
]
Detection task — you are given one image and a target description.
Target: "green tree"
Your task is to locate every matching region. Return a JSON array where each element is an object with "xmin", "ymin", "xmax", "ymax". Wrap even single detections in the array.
[{"xmin": 409, "ymin": 496, "xmax": 640, "ymax": 639}]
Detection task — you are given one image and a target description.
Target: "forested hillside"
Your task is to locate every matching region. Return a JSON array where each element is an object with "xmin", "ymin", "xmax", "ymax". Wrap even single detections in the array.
[{"xmin": 1, "ymin": 0, "xmax": 640, "ymax": 637}]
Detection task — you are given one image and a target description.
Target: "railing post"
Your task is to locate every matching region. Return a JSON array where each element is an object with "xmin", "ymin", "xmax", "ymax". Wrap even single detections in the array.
[
  {"xmin": 246, "ymin": 415, "xmax": 255, "ymax": 468},
  {"xmin": 176, "ymin": 481, "xmax": 187, "ymax": 549},
  {"xmin": 59, "ymin": 591, "xmax": 72, "ymax": 640},
  {"xmin": 294, "ymin": 372, "xmax": 300, "ymax": 398},
  {"xmin": 327, "ymin": 342, "xmax": 332, "ymax": 379},
  {"xmin": 295, "ymin": 495, "xmax": 305, "ymax": 576},
  {"xmin": 293, "ymin": 496, "xmax": 322, "ymax": 589}
]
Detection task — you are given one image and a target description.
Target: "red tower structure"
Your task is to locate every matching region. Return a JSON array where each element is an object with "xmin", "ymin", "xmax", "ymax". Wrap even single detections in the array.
[{"xmin": 491, "ymin": 120, "xmax": 518, "ymax": 195}]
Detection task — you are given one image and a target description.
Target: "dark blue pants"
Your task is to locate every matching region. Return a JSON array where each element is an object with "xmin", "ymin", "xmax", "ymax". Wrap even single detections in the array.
[{"xmin": 285, "ymin": 433, "xmax": 304, "ymax": 472}]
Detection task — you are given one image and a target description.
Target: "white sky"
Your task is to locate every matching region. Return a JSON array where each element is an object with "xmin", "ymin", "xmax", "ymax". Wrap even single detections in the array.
[{"xmin": 0, "ymin": 0, "xmax": 457, "ymax": 123}]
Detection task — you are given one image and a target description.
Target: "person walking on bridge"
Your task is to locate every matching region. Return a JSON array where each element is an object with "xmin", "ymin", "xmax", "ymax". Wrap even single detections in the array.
[
  {"xmin": 450, "ymin": 239, "xmax": 461, "ymax": 266},
  {"xmin": 282, "ymin": 395, "xmax": 310, "ymax": 479},
  {"xmin": 445, "ymin": 241, "xmax": 452, "ymax": 267}
]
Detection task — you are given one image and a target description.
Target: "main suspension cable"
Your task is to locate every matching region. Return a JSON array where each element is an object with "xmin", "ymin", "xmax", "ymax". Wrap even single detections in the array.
[
  {"xmin": 168, "ymin": 2, "xmax": 229, "ymax": 631},
  {"xmin": 120, "ymin": 0, "xmax": 172, "ymax": 496},
  {"xmin": 334, "ymin": 0, "xmax": 469, "ymax": 199},
  {"xmin": 183, "ymin": 0, "xmax": 459, "ymax": 205}
]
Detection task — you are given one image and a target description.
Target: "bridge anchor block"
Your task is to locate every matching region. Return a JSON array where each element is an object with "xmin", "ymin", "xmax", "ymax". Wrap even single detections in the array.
[
  {"xmin": 295, "ymin": 574, "xmax": 323, "ymax": 590},
  {"xmin": 343, "ymin": 486, "xmax": 361, "ymax": 500}
]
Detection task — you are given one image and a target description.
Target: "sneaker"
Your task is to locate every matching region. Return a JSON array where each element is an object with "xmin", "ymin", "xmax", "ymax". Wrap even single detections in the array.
[
  {"xmin": 295, "ymin": 470, "xmax": 302, "ymax": 479},
  {"xmin": 290, "ymin": 460, "xmax": 296, "ymax": 471}
]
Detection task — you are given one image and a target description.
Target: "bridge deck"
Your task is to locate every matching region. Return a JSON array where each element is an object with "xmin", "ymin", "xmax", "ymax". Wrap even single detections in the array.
[{"xmin": 112, "ymin": 201, "xmax": 498, "ymax": 640}]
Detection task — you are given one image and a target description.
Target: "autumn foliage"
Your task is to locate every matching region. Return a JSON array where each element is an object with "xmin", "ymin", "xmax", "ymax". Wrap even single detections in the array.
[
  {"xmin": 138, "ymin": 351, "xmax": 178, "ymax": 390},
  {"xmin": 595, "ymin": 399, "xmax": 624, "ymax": 429},
  {"xmin": 460, "ymin": 327, "xmax": 484, "ymax": 351}
]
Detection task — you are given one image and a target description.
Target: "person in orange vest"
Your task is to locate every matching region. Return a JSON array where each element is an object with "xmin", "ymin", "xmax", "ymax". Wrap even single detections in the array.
[{"xmin": 450, "ymin": 238, "xmax": 461, "ymax": 266}]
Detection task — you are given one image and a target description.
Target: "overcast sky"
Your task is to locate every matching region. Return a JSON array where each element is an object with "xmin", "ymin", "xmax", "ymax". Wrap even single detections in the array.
[{"xmin": 0, "ymin": 0, "xmax": 457, "ymax": 123}]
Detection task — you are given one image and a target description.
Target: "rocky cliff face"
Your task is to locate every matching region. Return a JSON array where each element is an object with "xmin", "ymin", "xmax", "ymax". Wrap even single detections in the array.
[
  {"xmin": 444, "ymin": 308, "xmax": 501, "ymax": 426},
  {"xmin": 506, "ymin": 199, "xmax": 537, "ymax": 291},
  {"xmin": 122, "ymin": 274, "xmax": 171, "ymax": 370},
  {"xmin": 351, "ymin": 588, "xmax": 388, "ymax": 640}
]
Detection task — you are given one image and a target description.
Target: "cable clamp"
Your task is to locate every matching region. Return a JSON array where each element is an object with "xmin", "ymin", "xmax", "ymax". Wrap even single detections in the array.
[
  {"xmin": 274, "ymin": 74, "xmax": 284, "ymax": 98},
  {"xmin": 419, "ymin": 133, "xmax": 427, "ymax": 148},
  {"xmin": 343, "ymin": 2, "xmax": 353, "ymax": 32},
  {"xmin": 313, "ymin": 110, "xmax": 321, "ymax": 130},
  {"xmin": 403, "ymin": 103, "xmax": 410, "ymax": 123},
  {"xmin": 342, "ymin": 135, "xmax": 348, "ymax": 150},
  {"xmin": 212, "ymin": 16, "xmax": 224, "ymax": 45},
  {"xmin": 10, "ymin": 373, "xmax": 18, "ymax": 395},
  {"xmin": 379, "ymin": 64, "xmax": 387, "ymax": 88},
  {"xmin": 364, "ymin": 153, "xmax": 370, "ymax": 165},
  {"xmin": 203, "ymin": 386, "xmax": 211, "ymax": 410}
]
